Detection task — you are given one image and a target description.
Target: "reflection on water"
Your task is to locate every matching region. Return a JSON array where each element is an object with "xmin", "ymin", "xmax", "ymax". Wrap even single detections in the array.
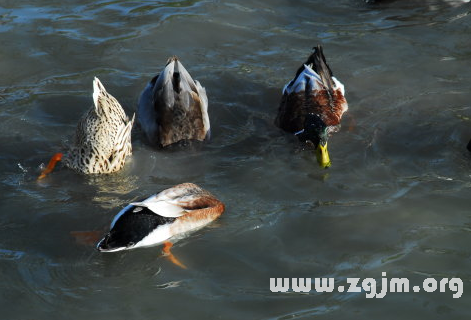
[
  {"xmin": 88, "ymin": 174, "xmax": 140, "ymax": 209},
  {"xmin": 0, "ymin": 0, "xmax": 471, "ymax": 319}
]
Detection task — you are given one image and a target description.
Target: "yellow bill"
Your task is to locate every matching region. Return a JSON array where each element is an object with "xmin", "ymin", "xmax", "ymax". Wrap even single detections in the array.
[{"xmin": 316, "ymin": 143, "xmax": 331, "ymax": 169}]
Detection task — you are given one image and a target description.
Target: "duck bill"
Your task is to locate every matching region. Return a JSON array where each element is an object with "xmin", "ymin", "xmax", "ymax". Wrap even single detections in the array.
[{"xmin": 316, "ymin": 143, "xmax": 331, "ymax": 169}]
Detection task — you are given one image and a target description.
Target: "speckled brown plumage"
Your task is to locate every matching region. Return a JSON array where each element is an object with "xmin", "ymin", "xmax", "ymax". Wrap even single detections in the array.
[
  {"xmin": 156, "ymin": 87, "xmax": 207, "ymax": 147},
  {"xmin": 64, "ymin": 77, "xmax": 134, "ymax": 174}
]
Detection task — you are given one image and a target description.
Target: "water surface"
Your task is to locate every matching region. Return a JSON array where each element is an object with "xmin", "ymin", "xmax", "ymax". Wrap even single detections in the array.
[{"xmin": 1, "ymin": 0, "xmax": 471, "ymax": 319}]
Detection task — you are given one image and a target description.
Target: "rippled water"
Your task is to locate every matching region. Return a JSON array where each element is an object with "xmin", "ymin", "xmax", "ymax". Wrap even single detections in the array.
[{"xmin": 1, "ymin": 0, "xmax": 471, "ymax": 319}]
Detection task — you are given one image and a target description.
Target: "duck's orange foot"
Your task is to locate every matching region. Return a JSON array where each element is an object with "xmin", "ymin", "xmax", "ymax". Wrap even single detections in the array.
[
  {"xmin": 70, "ymin": 230, "xmax": 103, "ymax": 246},
  {"xmin": 38, "ymin": 153, "xmax": 63, "ymax": 180},
  {"xmin": 162, "ymin": 241, "xmax": 187, "ymax": 269},
  {"xmin": 348, "ymin": 116, "xmax": 356, "ymax": 133}
]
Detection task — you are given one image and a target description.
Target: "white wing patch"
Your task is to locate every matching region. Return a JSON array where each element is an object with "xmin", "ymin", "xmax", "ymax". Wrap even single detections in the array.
[
  {"xmin": 332, "ymin": 77, "xmax": 345, "ymax": 96},
  {"xmin": 92, "ymin": 77, "xmax": 102, "ymax": 111},
  {"xmin": 130, "ymin": 193, "xmax": 187, "ymax": 218},
  {"xmin": 283, "ymin": 64, "xmax": 324, "ymax": 95}
]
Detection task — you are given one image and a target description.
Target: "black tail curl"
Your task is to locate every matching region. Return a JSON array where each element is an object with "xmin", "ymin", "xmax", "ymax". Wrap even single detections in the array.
[{"xmin": 293, "ymin": 45, "xmax": 335, "ymax": 93}]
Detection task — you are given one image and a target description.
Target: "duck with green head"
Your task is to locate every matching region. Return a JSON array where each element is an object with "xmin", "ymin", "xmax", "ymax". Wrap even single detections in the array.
[{"xmin": 275, "ymin": 45, "xmax": 348, "ymax": 168}]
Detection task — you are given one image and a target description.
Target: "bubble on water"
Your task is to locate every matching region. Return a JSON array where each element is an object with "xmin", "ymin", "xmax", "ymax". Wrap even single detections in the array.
[{"xmin": 17, "ymin": 163, "xmax": 28, "ymax": 173}]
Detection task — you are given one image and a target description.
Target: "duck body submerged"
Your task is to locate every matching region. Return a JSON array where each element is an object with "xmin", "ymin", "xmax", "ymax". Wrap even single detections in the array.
[
  {"xmin": 65, "ymin": 77, "xmax": 135, "ymax": 174},
  {"xmin": 275, "ymin": 45, "xmax": 348, "ymax": 168},
  {"xmin": 97, "ymin": 183, "xmax": 224, "ymax": 252},
  {"xmin": 137, "ymin": 57, "xmax": 210, "ymax": 147}
]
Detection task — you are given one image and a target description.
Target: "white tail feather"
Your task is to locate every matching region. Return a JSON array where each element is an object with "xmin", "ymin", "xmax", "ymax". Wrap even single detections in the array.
[{"xmin": 93, "ymin": 77, "xmax": 105, "ymax": 111}]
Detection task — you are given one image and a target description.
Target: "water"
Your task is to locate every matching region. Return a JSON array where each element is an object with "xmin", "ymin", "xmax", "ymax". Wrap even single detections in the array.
[{"xmin": 1, "ymin": 0, "xmax": 471, "ymax": 319}]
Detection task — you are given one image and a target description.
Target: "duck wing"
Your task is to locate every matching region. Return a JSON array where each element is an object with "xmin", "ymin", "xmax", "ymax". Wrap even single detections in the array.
[
  {"xmin": 108, "ymin": 113, "xmax": 135, "ymax": 172},
  {"xmin": 129, "ymin": 182, "xmax": 216, "ymax": 218}
]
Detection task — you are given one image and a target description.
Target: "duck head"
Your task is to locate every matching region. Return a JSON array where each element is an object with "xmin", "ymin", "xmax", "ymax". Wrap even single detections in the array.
[{"xmin": 302, "ymin": 113, "xmax": 331, "ymax": 169}]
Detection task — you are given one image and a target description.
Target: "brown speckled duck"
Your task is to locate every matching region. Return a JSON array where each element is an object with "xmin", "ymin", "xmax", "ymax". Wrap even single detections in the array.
[
  {"xmin": 38, "ymin": 78, "xmax": 134, "ymax": 179},
  {"xmin": 137, "ymin": 56, "xmax": 210, "ymax": 147},
  {"xmin": 275, "ymin": 45, "xmax": 348, "ymax": 168}
]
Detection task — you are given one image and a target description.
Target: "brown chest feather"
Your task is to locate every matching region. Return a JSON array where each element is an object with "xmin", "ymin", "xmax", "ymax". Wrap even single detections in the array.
[{"xmin": 275, "ymin": 89, "xmax": 347, "ymax": 133}]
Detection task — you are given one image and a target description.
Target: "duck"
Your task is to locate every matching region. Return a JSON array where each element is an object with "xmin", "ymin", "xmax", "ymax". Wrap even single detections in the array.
[
  {"xmin": 137, "ymin": 56, "xmax": 210, "ymax": 147},
  {"xmin": 275, "ymin": 45, "xmax": 348, "ymax": 168},
  {"xmin": 38, "ymin": 77, "xmax": 135, "ymax": 179},
  {"xmin": 96, "ymin": 183, "xmax": 225, "ymax": 267}
]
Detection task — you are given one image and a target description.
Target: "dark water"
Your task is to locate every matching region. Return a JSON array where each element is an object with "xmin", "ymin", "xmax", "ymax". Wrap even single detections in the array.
[{"xmin": 1, "ymin": 0, "xmax": 471, "ymax": 319}]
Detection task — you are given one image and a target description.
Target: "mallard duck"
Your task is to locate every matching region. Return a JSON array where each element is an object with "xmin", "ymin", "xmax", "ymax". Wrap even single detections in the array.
[
  {"xmin": 275, "ymin": 45, "xmax": 348, "ymax": 168},
  {"xmin": 38, "ymin": 77, "xmax": 134, "ymax": 179},
  {"xmin": 137, "ymin": 56, "xmax": 210, "ymax": 147},
  {"xmin": 97, "ymin": 183, "xmax": 224, "ymax": 267}
]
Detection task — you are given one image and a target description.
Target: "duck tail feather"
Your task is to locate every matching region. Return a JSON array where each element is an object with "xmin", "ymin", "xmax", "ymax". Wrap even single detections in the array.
[
  {"xmin": 93, "ymin": 77, "xmax": 105, "ymax": 111},
  {"xmin": 306, "ymin": 45, "xmax": 335, "ymax": 92}
]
